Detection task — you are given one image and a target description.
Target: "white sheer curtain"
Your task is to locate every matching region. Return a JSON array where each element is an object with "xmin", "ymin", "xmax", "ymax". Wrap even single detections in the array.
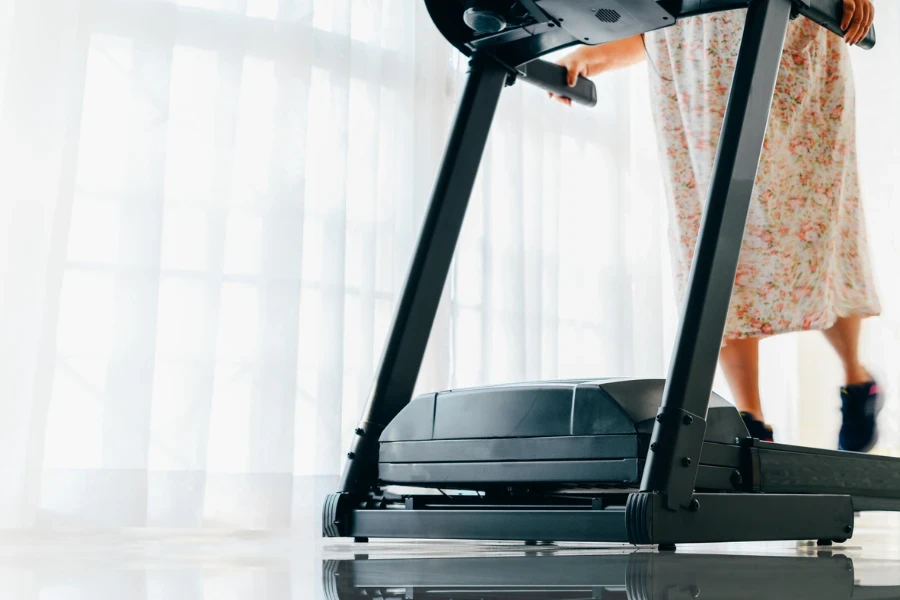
[
  {"xmin": 0, "ymin": 0, "xmax": 895, "ymax": 531},
  {"xmin": 0, "ymin": 0, "xmax": 675, "ymax": 529}
]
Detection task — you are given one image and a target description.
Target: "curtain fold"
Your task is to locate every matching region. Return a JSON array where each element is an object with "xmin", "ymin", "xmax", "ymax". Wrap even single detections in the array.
[{"xmin": 1, "ymin": 0, "xmax": 897, "ymax": 530}]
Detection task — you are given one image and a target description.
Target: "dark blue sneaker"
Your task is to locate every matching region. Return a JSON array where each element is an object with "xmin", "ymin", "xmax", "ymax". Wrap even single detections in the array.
[
  {"xmin": 839, "ymin": 381, "xmax": 880, "ymax": 453},
  {"xmin": 740, "ymin": 412, "xmax": 774, "ymax": 442}
]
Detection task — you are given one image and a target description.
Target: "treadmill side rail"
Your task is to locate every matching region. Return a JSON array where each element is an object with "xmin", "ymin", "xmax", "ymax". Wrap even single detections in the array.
[
  {"xmin": 626, "ymin": 492, "xmax": 854, "ymax": 545},
  {"xmin": 757, "ymin": 442, "xmax": 900, "ymax": 499}
]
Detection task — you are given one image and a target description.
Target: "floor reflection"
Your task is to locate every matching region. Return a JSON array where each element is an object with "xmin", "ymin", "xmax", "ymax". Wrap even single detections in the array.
[
  {"xmin": 325, "ymin": 549, "xmax": 900, "ymax": 600},
  {"xmin": 0, "ymin": 517, "xmax": 898, "ymax": 599}
]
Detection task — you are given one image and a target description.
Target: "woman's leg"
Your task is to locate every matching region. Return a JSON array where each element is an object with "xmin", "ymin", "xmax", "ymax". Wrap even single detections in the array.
[
  {"xmin": 821, "ymin": 316, "xmax": 871, "ymax": 385},
  {"xmin": 719, "ymin": 337, "xmax": 764, "ymax": 421}
]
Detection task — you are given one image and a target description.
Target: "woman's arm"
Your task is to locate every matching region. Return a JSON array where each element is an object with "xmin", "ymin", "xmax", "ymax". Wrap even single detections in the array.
[{"xmin": 550, "ymin": 35, "xmax": 647, "ymax": 106}]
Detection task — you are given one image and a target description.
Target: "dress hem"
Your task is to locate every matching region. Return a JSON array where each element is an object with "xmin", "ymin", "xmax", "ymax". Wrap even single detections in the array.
[{"xmin": 721, "ymin": 308, "xmax": 882, "ymax": 342}]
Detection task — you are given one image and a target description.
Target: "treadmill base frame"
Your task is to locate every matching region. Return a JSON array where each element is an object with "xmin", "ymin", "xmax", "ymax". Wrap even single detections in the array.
[{"xmin": 327, "ymin": 491, "xmax": 855, "ymax": 546}]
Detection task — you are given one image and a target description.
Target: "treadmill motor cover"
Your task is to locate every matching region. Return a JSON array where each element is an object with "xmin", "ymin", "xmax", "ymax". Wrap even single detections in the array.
[{"xmin": 376, "ymin": 378, "xmax": 749, "ymax": 489}]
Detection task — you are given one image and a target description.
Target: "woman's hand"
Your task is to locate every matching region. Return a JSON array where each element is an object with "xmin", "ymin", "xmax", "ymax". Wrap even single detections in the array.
[
  {"xmin": 549, "ymin": 35, "xmax": 646, "ymax": 106},
  {"xmin": 842, "ymin": 0, "xmax": 874, "ymax": 46},
  {"xmin": 549, "ymin": 47, "xmax": 604, "ymax": 106}
]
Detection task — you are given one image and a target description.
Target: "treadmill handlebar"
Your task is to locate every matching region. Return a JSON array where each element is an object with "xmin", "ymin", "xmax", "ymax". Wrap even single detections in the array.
[
  {"xmin": 793, "ymin": 0, "xmax": 876, "ymax": 49},
  {"xmin": 519, "ymin": 59, "xmax": 598, "ymax": 107},
  {"xmin": 512, "ymin": 0, "xmax": 874, "ymax": 108}
]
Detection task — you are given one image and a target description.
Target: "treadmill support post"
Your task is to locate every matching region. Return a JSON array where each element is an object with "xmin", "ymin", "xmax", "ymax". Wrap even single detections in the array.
[
  {"xmin": 640, "ymin": 0, "xmax": 793, "ymax": 511},
  {"xmin": 338, "ymin": 53, "xmax": 508, "ymax": 495}
]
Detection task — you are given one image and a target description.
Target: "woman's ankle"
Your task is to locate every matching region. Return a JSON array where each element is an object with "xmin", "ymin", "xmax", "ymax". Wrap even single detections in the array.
[{"xmin": 845, "ymin": 365, "xmax": 872, "ymax": 387}]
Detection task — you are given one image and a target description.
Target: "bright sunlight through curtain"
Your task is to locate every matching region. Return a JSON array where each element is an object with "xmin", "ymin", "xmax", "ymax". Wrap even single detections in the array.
[{"xmin": 0, "ymin": 0, "xmax": 897, "ymax": 529}]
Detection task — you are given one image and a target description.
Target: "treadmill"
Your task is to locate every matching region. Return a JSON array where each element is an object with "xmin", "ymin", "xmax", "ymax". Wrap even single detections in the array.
[
  {"xmin": 324, "ymin": 550, "xmax": 900, "ymax": 600},
  {"xmin": 323, "ymin": 0, "xmax": 899, "ymax": 547}
]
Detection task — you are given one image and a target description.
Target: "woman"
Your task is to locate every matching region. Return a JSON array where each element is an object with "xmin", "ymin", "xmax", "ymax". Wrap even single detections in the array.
[{"xmin": 552, "ymin": 0, "xmax": 880, "ymax": 450}]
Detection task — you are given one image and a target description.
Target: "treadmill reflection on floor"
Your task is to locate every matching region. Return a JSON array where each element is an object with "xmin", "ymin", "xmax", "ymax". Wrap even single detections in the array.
[{"xmin": 323, "ymin": 551, "xmax": 900, "ymax": 600}]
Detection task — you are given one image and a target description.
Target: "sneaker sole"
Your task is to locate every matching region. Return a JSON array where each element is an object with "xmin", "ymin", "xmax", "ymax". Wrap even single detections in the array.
[{"xmin": 840, "ymin": 428, "xmax": 879, "ymax": 454}]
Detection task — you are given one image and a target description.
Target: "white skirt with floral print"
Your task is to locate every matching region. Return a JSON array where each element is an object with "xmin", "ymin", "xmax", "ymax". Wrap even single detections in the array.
[{"xmin": 645, "ymin": 9, "xmax": 881, "ymax": 340}]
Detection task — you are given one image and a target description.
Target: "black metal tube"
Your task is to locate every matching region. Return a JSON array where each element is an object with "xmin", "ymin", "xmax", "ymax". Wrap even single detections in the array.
[
  {"xmin": 338, "ymin": 53, "xmax": 508, "ymax": 495},
  {"xmin": 640, "ymin": 0, "xmax": 793, "ymax": 508}
]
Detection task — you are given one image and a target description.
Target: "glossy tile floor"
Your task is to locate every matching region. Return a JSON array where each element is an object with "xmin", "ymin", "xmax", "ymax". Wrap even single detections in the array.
[{"xmin": 2, "ymin": 514, "xmax": 900, "ymax": 599}]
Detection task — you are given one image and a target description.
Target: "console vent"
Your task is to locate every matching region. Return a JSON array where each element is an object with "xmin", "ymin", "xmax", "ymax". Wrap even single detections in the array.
[{"xmin": 595, "ymin": 8, "xmax": 621, "ymax": 23}]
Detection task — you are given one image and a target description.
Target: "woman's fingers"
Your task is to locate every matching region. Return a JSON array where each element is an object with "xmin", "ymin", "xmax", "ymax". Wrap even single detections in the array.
[
  {"xmin": 846, "ymin": 9, "xmax": 861, "ymax": 43},
  {"xmin": 844, "ymin": 0, "xmax": 860, "ymax": 43},
  {"xmin": 867, "ymin": 2, "xmax": 875, "ymax": 41},
  {"xmin": 841, "ymin": 0, "xmax": 855, "ymax": 31},
  {"xmin": 548, "ymin": 91, "xmax": 572, "ymax": 106},
  {"xmin": 566, "ymin": 62, "xmax": 580, "ymax": 87},
  {"xmin": 852, "ymin": 0, "xmax": 872, "ymax": 45},
  {"xmin": 565, "ymin": 61, "xmax": 591, "ymax": 87},
  {"xmin": 857, "ymin": 0, "xmax": 874, "ymax": 45},
  {"xmin": 844, "ymin": 0, "xmax": 870, "ymax": 45},
  {"xmin": 848, "ymin": 0, "xmax": 862, "ymax": 43},
  {"xmin": 552, "ymin": 56, "xmax": 587, "ymax": 105}
]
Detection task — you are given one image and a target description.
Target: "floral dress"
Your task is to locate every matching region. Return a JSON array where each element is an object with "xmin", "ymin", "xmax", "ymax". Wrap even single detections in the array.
[{"xmin": 644, "ymin": 10, "xmax": 880, "ymax": 339}]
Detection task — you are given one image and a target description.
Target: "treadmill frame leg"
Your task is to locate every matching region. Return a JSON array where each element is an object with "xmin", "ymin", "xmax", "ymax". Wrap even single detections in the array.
[
  {"xmin": 337, "ymin": 53, "xmax": 509, "ymax": 495},
  {"xmin": 641, "ymin": 0, "xmax": 794, "ymax": 511}
]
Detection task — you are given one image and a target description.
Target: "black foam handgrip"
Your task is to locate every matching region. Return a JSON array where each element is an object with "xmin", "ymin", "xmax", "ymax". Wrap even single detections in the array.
[
  {"xmin": 794, "ymin": 0, "xmax": 876, "ymax": 49},
  {"xmin": 519, "ymin": 59, "xmax": 598, "ymax": 107}
]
